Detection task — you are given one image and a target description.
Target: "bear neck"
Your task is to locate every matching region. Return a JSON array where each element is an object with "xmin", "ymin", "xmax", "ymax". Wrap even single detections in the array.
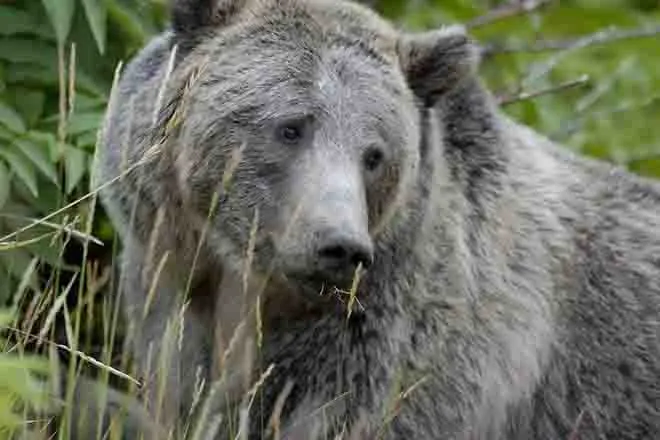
[{"xmin": 368, "ymin": 76, "xmax": 511, "ymax": 309}]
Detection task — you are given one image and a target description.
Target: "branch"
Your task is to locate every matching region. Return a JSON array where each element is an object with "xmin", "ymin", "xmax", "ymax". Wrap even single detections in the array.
[
  {"xmin": 498, "ymin": 74, "xmax": 591, "ymax": 106},
  {"xmin": 624, "ymin": 151, "xmax": 660, "ymax": 165},
  {"xmin": 467, "ymin": 0, "xmax": 554, "ymax": 29},
  {"xmin": 519, "ymin": 25, "xmax": 660, "ymax": 89},
  {"xmin": 552, "ymin": 95, "xmax": 660, "ymax": 140},
  {"xmin": 484, "ymin": 24, "xmax": 660, "ymax": 55}
]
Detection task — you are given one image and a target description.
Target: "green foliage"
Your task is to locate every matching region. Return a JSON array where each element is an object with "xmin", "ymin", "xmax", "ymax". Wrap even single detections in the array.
[
  {"xmin": 41, "ymin": 0, "xmax": 75, "ymax": 45},
  {"xmin": 81, "ymin": 0, "xmax": 109, "ymax": 54},
  {"xmin": 377, "ymin": 0, "xmax": 660, "ymax": 174},
  {"xmin": 0, "ymin": 309, "xmax": 54, "ymax": 436},
  {"xmin": 0, "ymin": 0, "xmax": 168, "ymax": 304}
]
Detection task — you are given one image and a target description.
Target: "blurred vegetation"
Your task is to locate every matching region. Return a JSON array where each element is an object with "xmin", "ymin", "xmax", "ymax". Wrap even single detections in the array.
[
  {"xmin": 0, "ymin": 308, "xmax": 54, "ymax": 437},
  {"xmin": 0, "ymin": 0, "xmax": 658, "ymax": 436}
]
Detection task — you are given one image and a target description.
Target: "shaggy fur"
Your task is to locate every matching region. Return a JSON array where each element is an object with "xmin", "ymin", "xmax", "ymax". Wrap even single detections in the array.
[{"xmin": 90, "ymin": 0, "xmax": 660, "ymax": 439}]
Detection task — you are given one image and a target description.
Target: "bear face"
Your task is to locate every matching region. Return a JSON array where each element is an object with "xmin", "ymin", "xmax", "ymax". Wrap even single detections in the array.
[
  {"xmin": 178, "ymin": 27, "xmax": 418, "ymax": 291},
  {"xmin": 161, "ymin": 0, "xmax": 475, "ymax": 296}
]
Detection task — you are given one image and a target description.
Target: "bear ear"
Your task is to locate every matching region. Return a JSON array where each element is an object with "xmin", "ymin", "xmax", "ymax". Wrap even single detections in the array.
[
  {"xmin": 171, "ymin": 0, "xmax": 247, "ymax": 35},
  {"xmin": 398, "ymin": 25, "xmax": 480, "ymax": 106}
]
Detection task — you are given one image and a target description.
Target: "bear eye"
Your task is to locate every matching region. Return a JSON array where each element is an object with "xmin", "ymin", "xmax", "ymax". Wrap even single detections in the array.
[
  {"xmin": 363, "ymin": 147, "xmax": 385, "ymax": 172},
  {"xmin": 276, "ymin": 120, "xmax": 306, "ymax": 145}
]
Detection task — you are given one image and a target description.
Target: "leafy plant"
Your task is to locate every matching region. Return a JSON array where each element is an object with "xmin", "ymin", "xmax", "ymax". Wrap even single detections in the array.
[
  {"xmin": 0, "ymin": 0, "xmax": 168, "ymax": 304},
  {"xmin": 0, "ymin": 308, "xmax": 54, "ymax": 436}
]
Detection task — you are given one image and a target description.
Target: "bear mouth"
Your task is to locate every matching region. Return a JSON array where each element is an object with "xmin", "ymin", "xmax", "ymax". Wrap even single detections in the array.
[{"xmin": 288, "ymin": 272, "xmax": 361, "ymax": 303}]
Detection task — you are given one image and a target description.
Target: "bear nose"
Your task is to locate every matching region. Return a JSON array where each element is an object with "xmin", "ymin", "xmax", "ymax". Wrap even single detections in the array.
[{"xmin": 316, "ymin": 235, "xmax": 374, "ymax": 278}]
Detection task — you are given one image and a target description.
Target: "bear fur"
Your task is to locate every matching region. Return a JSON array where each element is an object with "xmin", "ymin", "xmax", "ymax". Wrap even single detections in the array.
[{"xmin": 90, "ymin": 0, "xmax": 660, "ymax": 438}]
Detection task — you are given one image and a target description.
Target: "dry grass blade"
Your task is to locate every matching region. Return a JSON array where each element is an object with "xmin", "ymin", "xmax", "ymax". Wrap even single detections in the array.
[
  {"xmin": 0, "ymin": 232, "xmax": 60, "ymax": 251},
  {"xmin": 13, "ymin": 257, "xmax": 39, "ymax": 315},
  {"xmin": 37, "ymin": 273, "xmax": 78, "ymax": 342},
  {"xmin": 265, "ymin": 380, "xmax": 295, "ymax": 440},
  {"xmin": 90, "ymin": 60, "xmax": 124, "ymax": 191},
  {"xmin": 231, "ymin": 364, "xmax": 276, "ymax": 440},
  {"xmin": 283, "ymin": 391, "xmax": 352, "ymax": 436},
  {"xmin": 377, "ymin": 375, "xmax": 430, "ymax": 438},
  {"xmin": 223, "ymin": 142, "xmax": 247, "ymax": 193},
  {"xmin": 243, "ymin": 208, "xmax": 260, "ymax": 300},
  {"xmin": 0, "ymin": 142, "xmax": 161, "ymax": 244},
  {"xmin": 56, "ymin": 43, "xmax": 67, "ymax": 151},
  {"xmin": 488, "ymin": 24, "xmax": 660, "ymax": 55},
  {"xmin": 184, "ymin": 190, "xmax": 221, "ymax": 297},
  {"xmin": 152, "ymin": 44, "xmax": 179, "ymax": 127},
  {"xmin": 346, "ymin": 263, "xmax": 364, "ymax": 321},
  {"xmin": 142, "ymin": 251, "xmax": 171, "ymax": 319},
  {"xmin": 255, "ymin": 294, "xmax": 263, "ymax": 350},
  {"xmin": 521, "ymin": 25, "xmax": 660, "ymax": 88},
  {"xmin": 68, "ymin": 42, "xmax": 76, "ymax": 118},
  {"xmin": 0, "ymin": 214, "xmax": 103, "ymax": 246},
  {"xmin": 5, "ymin": 326, "xmax": 142, "ymax": 387},
  {"xmin": 498, "ymin": 74, "xmax": 590, "ymax": 105},
  {"xmin": 567, "ymin": 409, "xmax": 586, "ymax": 440},
  {"xmin": 467, "ymin": 0, "xmax": 553, "ymax": 29}
]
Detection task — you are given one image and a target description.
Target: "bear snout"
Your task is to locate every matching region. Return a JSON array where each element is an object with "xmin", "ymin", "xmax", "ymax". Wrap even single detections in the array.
[{"xmin": 312, "ymin": 229, "xmax": 374, "ymax": 283}]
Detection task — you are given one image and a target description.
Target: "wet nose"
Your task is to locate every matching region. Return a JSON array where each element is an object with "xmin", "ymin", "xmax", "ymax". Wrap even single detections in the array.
[{"xmin": 316, "ymin": 234, "xmax": 374, "ymax": 278}]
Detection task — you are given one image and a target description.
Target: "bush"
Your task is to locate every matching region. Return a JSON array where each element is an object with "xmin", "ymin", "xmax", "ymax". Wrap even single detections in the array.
[
  {"xmin": 0, "ymin": 308, "xmax": 54, "ymax": 438},
  {"xmin": 0, "ymin": 0, "xmax": 168, "ymax": 303}
]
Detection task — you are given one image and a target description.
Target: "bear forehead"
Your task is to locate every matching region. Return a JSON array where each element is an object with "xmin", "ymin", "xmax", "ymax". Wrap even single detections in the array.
[
  {"xmin": 207, "ymin": 0, "xmax": 401, "ymax": 66},
  {"xmin": 192, "ymin": 36, "xmax": 409, "ymax": 125}
]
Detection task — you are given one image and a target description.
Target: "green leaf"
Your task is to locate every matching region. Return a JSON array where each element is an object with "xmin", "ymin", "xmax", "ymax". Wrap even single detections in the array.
[
  {"xmin": 107, "ymin": 0, "xmax": 148, "ymax": 49},
  {"xmin": 0, "ymin": 148, "xmax": 38, "ymax": 197},
  {"xmin": 5, "ymin": 63, "xmax": 58, "ymax": 89},
  {"xmin": 41, "ymin": 0, "xmax": 75, "ymax": 45},
  {"xmin": 0, "ymin": 161, "xmax": 9, "ymax": 209},
  {"xmin": 0, "ymin": 355, "xmax": 51, "ymax": 412},
  {"xmin": 67, "ymin": 112, "xmax": 103, "ymax": 136},
  {"xmin": 76, "ymin": 130, "xmax": 100, "ymax": 150},
  {"xmin": 0, "ymin": 102, "xmax": 26, "ymax": 134},
  {"xmin": 629, "ymin": 157, "xmax": 660, "ymax": 179},
  {"xmin": 8, "ymin": 88, "xmax": 46, "ymax": 128},
  {"xmin": 0, "ymin": 274, "xmax": 12, "ymax": 309},
  {"xmin": 0, "ymin": 211, "xmax": 71, "ymax": 270},
  {"xmin": 13, "ymin": 131, "xmax": 58, "ymax": 163},
  {"xmin": 0, "ymin": 125, "xmax": 12, "ymax": 143},
  {"xmin": 6, "ymin": 63, "xmax": 106, "ymax": 98},
  {"xmin": 12, "ymin": 136, "xmax": 59, "ymax": 185},
  {"xmin": 0, "ymin": 405, "xmax": 22, "ymax": 431},
  {"xmin": 0, "ymin": 38, "xmax": 57, "ymax": 66},
  {"xmin": 82, "ymin": 0, "xmax": 108, "ymax": 54},
  {"xmin": 0, "ymin": 248, "xmax": 35, "ymax": 283},
  {"xmin": 0, "ymin": 309, "xmax": 14, "ymax": 327},
  {"xmin": 74, "ymin": 93, "xmax": 106, "ymax": 112},
  {"xmin": 376, "ymin": 0, "xmax": 408, "ymax": 20},
  {"xmin": 64, "ymin": 146, "xmax": 87, "ymax": 194},
  {"xmin": 0, "ymin": 63, "xmax": 5, "ymax": 95},
  {"xmin": 0, "ymin": 6, "xmax": 38, "ymax": 37}
]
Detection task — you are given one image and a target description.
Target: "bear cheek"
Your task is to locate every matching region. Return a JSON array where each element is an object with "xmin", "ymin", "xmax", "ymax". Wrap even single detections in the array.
[
  {"xmin": 174, "ymin": 142, "xmax": 224, "ymax": 216},
  {"xmin": 366, "ymin": 162, "xmax": 402, "ymax": 232},
  {"xmin": 173, "ymin": 144, "xmax": 199, "ymax": 209}
]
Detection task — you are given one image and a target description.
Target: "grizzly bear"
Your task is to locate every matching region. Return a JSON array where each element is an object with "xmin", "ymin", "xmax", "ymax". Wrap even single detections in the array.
[{"xmin": 89, "ymin": 0, "xmax": 660, "ymax": 438}]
